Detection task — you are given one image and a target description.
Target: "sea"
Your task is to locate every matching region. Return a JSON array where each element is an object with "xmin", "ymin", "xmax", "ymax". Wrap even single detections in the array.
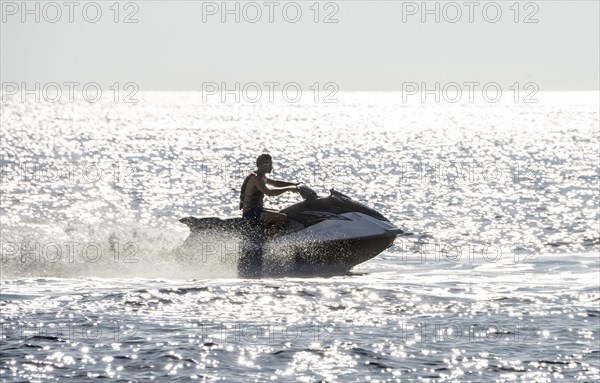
[{"xmin": 1, "ymin": 92, "xmax": 599, "ymax": 382}]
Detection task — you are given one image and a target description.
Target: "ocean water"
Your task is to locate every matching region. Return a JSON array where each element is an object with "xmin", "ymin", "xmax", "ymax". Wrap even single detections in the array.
[{"xmin": 1, "ymin": 92, "xmax": 599, "ymax": 382}]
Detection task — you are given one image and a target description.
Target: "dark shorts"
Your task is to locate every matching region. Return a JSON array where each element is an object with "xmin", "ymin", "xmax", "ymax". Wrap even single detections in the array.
[
  {"xmin": 242, "ymin": 207, "xmax": 265, "ymax": 228},
  {"xmin": 242, "ymin": 207, "xmax": 265, "ymax": 223}
]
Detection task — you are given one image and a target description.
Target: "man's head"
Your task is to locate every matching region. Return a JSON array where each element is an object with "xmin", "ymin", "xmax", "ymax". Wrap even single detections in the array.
[{"xmin": 256, "ymin": 154, "xmax": 273, "ymax": 173}]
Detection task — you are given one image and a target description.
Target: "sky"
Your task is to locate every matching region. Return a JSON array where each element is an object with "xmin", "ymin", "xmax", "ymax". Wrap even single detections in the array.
[{"xmin": 1, "ymin": 0, "xmax": 599, "ymax": 91}]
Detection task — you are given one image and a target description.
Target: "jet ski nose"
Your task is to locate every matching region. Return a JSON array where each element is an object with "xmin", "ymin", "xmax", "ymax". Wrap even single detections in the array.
[{"xmin": 385, "ymin": 228, "xmax": 404, "ymax": 236}]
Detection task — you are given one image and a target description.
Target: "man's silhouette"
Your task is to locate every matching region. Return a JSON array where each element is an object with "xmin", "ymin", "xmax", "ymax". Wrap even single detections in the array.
[{"xmin": 238, "ymin": 154, "xmax": 299, "ymax": 277}]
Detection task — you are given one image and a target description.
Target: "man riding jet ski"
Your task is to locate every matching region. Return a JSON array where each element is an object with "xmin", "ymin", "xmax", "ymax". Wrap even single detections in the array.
[{"xmin": 179, "ymin": 154, "xmax": 404, "ymax": 277}]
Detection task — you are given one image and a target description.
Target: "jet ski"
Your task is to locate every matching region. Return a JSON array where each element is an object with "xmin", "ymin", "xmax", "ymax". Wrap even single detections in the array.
[{"xmin": 179, "ymin": 185, "xmax": 405, "ymax": 277}]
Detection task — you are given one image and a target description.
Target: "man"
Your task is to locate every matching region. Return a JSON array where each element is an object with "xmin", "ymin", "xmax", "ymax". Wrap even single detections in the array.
[
  {"xmin": 237, "ymin": 154, "xmax": 299, "ymax": 278},
  {"xmin": 239, "ymin": 154, "xmax": 300, "ymax": 232}
]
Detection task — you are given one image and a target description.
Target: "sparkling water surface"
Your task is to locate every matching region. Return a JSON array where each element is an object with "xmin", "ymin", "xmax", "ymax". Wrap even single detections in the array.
[{"xmin": 1, "ymin": 92, "xmax": 599, "ymax": 382}]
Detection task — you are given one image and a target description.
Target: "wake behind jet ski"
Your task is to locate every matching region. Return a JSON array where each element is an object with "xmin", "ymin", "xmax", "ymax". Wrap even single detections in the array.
[{"xmin": 179, "ymin": 185, "xmax": 405, "ymax": 277}]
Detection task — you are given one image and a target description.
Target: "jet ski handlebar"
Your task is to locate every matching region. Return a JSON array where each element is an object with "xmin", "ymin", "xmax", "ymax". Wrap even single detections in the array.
[{"xmin": 297, "ymin": 185, "xmax": 318, "ymax": 201}]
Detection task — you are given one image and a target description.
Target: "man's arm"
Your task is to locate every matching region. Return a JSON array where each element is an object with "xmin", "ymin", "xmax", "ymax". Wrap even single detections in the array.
[
  {"xmin": 266, "ymin": 179, "xmax": 301, "ymax": 187},
  {"xmin": 254, "ymin": 176, "xmax": 298, "ymax": 196}
]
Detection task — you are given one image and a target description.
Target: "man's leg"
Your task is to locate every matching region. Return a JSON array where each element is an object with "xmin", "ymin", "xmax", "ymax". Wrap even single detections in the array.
[
  {"xmin": 260, "ymin": 210, "xmax": 288, "ymax": 236},
  {"xmin": 239, "ymin": 214, "xmax": 265, "ymax": 278}
]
